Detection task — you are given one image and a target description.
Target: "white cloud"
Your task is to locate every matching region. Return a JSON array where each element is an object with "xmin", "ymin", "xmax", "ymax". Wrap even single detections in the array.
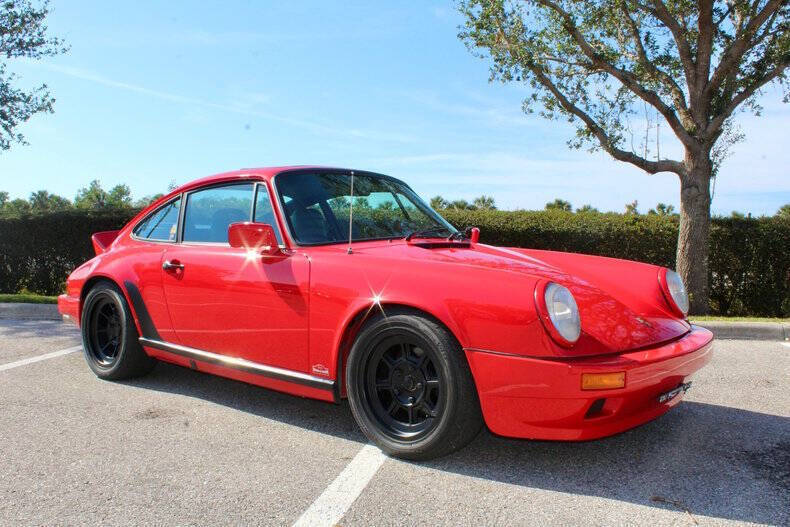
[{"xmin": 28, "ymin": 62, "xmax": 416, "ymax": 144}]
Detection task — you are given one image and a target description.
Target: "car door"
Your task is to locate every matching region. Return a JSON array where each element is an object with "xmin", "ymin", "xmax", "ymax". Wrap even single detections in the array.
[
  {"xmin": 161, "ymin": 181, "xmax": 310, "ymax": 373},
  {"xmin": 126, "ymin": 195, "xmax": 182, "ymax": 343}
]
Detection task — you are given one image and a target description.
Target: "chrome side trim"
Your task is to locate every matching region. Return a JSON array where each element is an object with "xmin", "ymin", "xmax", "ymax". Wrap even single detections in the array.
[
  {"xmin": 139, "ymin": 337, "xmax": 335, "ymax": 392},
  {"xmin": 464, "ymin": 347, "xmax": 527, "ymax": 358}
]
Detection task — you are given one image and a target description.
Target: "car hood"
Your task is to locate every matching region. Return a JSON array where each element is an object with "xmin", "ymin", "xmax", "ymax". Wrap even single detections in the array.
[{"xmin": 356, "ymin": 241, "xmax": 690, "ymax": 352}]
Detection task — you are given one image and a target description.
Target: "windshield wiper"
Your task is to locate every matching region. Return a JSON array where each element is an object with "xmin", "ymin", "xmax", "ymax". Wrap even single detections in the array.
[
  {"xmin": 447, "ymin": 226, "xmax": 471, "ymax": 241},
  {"xmin": 404, "ymin": 227, "xmax": 450, "ymax": 241}
]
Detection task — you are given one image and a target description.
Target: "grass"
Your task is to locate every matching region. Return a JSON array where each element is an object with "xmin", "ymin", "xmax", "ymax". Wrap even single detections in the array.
[
  {"xmin": 689, "ymin": 315, "xmax": 789, "ymax": 323},
  {"xmin": 0, "ymin": 293, "xmax": 58, "ymax": 304}
]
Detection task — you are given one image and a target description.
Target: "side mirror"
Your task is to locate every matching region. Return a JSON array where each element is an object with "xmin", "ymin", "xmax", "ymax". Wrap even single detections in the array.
[{"xmin": 228, "ymin": 222, "xmax": 282, "ymax": 256}]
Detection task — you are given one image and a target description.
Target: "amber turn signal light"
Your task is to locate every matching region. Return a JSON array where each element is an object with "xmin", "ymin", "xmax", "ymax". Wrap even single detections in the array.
[{"xmin": 581, "ymin": 372, "xmax": 626, "ymax": 390}]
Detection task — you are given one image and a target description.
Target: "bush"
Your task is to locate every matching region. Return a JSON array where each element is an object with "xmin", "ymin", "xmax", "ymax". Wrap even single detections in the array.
[
  {"xmin": 1, "ymin": 208, "xmax": 788, "ymax": 316},
  {"xmin": 0, "ymin": 209, "xmax": 140, "ymax": 296}
]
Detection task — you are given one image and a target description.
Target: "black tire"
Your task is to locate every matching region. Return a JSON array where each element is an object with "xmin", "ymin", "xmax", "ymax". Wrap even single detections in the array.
[
  {"xmin": 346, "ymin": 310, "xmax": 483, "ymax": 460},
  {"xmin": 80, "ymin": 281, "xmax": 156, "ymax": 380}
]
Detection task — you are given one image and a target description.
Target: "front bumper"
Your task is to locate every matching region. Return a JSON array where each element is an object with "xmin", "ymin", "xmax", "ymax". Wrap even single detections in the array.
[{"xmin": 465, "ymin": 325, "xmax": 713, "ymax": 441}]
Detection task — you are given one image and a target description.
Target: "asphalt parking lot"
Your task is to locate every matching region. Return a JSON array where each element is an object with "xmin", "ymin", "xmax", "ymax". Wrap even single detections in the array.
[{"xmin": 1, "ymin": 319, "xmax": 788, "ymax": 526}]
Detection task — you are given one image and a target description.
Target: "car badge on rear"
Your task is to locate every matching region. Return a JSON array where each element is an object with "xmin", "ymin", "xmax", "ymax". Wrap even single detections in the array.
[{"xmin": 635, "ymin": 316, "xmax": 652, "ymax": 328}]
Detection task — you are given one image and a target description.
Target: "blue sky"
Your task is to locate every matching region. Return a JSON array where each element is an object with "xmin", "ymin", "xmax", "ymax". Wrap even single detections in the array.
[{"xmin": 1, "ymin": 1, "xmax": 788, "ymax": 215}]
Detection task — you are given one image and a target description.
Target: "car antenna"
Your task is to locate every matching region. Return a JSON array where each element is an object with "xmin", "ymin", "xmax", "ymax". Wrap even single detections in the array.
[{"xmin": 347, "ymin": 171, "xmax": 354, "ymax": 254}]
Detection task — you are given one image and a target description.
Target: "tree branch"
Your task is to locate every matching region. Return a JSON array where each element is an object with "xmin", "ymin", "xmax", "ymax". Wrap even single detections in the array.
[
  {"xmin": 706, "ymin": 59, "xmax": 790, "ymax": 138},
  {"xmin": 535, "ymin": 0, "xmax": 696, "ymax": 146},
  {"xmin": 638, "ymin": 0, "xmax": 697, "ymax": 88},
  {"xmin": 706, "ymin": 0, "xmax": 784, "ymax": 96},
  {"xmin": 531, "ymin": 65, "xmax": 685, "ymax": 174},
  {"xmin": 619, "ymin": 2, "xmax": 694, "ymax": 128},
  {"xmin": 491, "ymin": 18, "xmax": 685, "ymax": 176},
  {"xmin": 696, "ymin": 0, "xmax": 715, "ymax": 89}
]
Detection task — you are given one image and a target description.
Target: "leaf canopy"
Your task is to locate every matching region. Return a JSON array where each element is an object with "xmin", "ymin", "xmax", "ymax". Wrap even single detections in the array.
[{"xmin": 459, "ymin": 0, "xmax": 789, "ymax": 177}]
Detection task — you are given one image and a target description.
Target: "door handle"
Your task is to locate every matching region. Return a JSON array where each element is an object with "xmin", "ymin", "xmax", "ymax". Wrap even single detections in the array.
[{"xmin": 162, "ymin": 260, "xmax": 184, "ymax": 271}]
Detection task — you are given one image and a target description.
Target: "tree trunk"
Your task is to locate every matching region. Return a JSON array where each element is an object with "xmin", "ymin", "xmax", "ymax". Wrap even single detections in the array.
[{"xmin": 676, "ymin": 152, "xmax": 712, "ymax": 315}]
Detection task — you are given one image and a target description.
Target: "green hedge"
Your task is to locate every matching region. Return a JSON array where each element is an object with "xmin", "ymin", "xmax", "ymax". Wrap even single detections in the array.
[
  {"xmin": 1, "ymin": 208, "xmax": 788, "ymax": 316},
  {"xmin": 0, "ymin": 209, "xmax": 140, "ymax": 296}
]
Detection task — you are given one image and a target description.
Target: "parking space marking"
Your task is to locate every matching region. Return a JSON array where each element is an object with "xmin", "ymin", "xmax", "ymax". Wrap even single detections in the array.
[
  {"xmin": 292, "ymin": 444, "xmax": 386, "ymax": 527},
  {"xmin": 0, "ymin": 345, "xmax": 82, "ymax": 372}
]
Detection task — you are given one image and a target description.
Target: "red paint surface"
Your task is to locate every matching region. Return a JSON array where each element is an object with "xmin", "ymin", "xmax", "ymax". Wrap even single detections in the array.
[{"xmin": 58, "ymin": 166, "xmax": 713, "ymax": 439}]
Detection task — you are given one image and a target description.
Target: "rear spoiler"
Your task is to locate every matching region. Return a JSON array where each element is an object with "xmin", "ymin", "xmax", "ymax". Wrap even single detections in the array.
[{"xmin": 91, "ymin": 230, "xmax": 120, "ymax": 255}]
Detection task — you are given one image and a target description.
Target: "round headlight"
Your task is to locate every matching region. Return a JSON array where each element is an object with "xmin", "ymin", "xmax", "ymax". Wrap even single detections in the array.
[
  {"xmin": 664, "ymin": 269, "xmax": 689, "ymax": 315},
  {"xmin": 544, "ymin": 283, "xmax": 581, "ymax": 344}
]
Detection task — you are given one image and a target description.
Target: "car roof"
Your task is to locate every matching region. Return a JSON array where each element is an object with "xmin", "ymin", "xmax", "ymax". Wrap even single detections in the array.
[{"xmin": 174, "ymin": 165, "xmax": 330, "ymax": 192}]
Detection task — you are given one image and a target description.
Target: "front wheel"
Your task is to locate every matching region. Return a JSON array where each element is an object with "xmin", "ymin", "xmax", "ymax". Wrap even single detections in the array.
[
  {"xmin": 346, "ymin": 311, "xmax": 483, "ymax": 460},
  {"xmin": 81, "ymin": 282, "xmax": 156, "ymax": 380}
]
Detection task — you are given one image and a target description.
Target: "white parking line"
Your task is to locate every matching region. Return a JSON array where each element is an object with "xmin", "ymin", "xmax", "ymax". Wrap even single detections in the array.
[
  {"xmin": 0, "ymin": 345, "xmax": 82, "ymax": 372},
  {"xmin": 292, "ymin": 444, "xmax": 387, "ymax": 527}
]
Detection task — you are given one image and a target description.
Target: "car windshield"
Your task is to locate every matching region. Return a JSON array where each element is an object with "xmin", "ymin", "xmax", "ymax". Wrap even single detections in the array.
[{"xmin": 275, "ymin": 171, "xmax": 457, "ymax": 245}]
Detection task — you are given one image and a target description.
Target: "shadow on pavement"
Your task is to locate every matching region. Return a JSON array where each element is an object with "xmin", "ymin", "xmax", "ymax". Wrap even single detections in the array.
[{"xmin": 125, "ymin": 361, "xmax": 789, "ymax": 525}]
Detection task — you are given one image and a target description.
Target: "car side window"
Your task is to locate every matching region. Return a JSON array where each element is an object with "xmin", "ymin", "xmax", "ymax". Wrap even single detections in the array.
[
  {"xmin": 182, "ymin": 183, "xmax": 253, "ymax": 243},
  {"xmin": 133, "ymin": 197, "xmax": 181, "ymax": 241},
  {"xmin": 253, "ymin": 184, "xmax": 283, "ymax": 244}
]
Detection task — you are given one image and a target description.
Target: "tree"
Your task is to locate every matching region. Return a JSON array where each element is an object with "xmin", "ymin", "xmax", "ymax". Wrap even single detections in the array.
[
  {"xmin": 29, "ymin": 189, "xmax": 71, "ymax": 211},
  {"xmin": 3, "ymin": 198, "xmax": 30, "ymax": 214},
  {"xmin": 473, "ymin": 195, "xmax": 497, "ymax": 209},
  {"xmin": 0, "ymin": 191, "xmax": 8, "ymax": 207},
  {"xmin": 459, "ymin": 1, "xmax": 789, "ymax": 314},
  {"xmin": 648, "ymin": 203, "xmax": 676, "ymax": 216},
  {"xmin": 134, "ymin": 193, "xmax": 164, "ymax": 208},
  {"xmin": 107, "ymin": 184, "xmax": 132, "ymax": 208},
  {"xmin": 777, "ymin": 203, "xmax": 790, "ymax": 218},
  {"xmin": 624, "ymin": 200, "xmax": 640, "ymax": 215},
  {"xmin": 430, "ymin": 195, "xmax": 449, "ymax": 209},
  {"xmin": 74, "ymin": 180, "xmax": 108, "ymax": 209},
  {"xmin": 545, "ymin": 198, "xmax": 572, "ymax": 211},
  {"xmin": 353, "ymin": 197, "xmax": 372, "ymax": 209},
  {"xmin": 448, "ymin": 199, "xmax": 476, "ymax": 210},
  {"xmin": 576, "ymin": 204, "xmax": 599, "ymax": 213},
  {"xmin": 1, "ymin": 1, "xmax": 68, "ymax": 152}
]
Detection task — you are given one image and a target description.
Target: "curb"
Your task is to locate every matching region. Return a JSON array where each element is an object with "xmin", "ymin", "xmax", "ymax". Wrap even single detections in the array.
[
  {"xmin": 0, "ymin": 303, "xmax": 61, "ymax": 321},
  {"xmin": 693, "ymin": 321, "xmax": 789, "ymax": 341}
]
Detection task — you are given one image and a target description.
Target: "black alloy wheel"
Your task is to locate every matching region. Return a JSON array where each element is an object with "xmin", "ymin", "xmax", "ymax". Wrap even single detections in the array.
[
  {"xmin": 347, "ymin": 310, "xmax": 483, "ymax": 460},
  {"xmin": 81, "ymin": 282, "xmax": 156, "ymax": 380},
  {"xmin": 87, "ymin": 296, "xmax": 123, "ymax": 366},
  {"xmin": 364, "ymin": 333, "xmax": 444, "ymax": 440}
]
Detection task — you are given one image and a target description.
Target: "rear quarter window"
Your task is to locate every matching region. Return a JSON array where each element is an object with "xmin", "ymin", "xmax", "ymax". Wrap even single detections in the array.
[{"xmin": 132, "ymin": 197, "xmax": 181, "ymax": 241}]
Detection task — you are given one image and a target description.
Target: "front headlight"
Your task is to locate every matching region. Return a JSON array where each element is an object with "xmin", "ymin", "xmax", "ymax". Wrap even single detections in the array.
[
  {"xmin": 542, "ymin": 282, "xmax": 581, "ymax": 345},
  {"xmin": 662, "ymin": 269, "xmax": 689, "ymax": 316}
]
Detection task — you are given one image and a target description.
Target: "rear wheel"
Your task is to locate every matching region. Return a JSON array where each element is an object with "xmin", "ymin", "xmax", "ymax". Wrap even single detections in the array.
[
  {"xmin": 346, "ymin": 310, "xmax": 483, "ymax": 460},
  {"xmin": 81, "ymin": 282, "xmax": 156, "ymax": 380}
]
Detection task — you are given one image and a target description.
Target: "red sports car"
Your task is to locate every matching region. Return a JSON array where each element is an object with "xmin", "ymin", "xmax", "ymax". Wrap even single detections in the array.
[{"xmin": 59, "ymin": 167, "xmax": 713, "ymax": 459}]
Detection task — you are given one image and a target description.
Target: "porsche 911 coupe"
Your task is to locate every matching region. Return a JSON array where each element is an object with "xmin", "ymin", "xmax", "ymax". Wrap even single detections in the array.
[{"xmin": 59, "ymin": 166, "xmax": 713, "ymax": 459}]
